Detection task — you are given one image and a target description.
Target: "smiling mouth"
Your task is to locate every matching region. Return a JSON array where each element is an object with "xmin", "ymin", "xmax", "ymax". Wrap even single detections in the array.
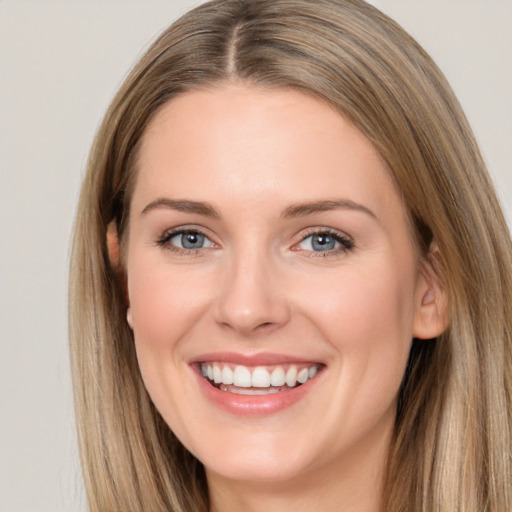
[{"xmin": 199, "ymin": 362, "xmax": 321, "ymax": 395}]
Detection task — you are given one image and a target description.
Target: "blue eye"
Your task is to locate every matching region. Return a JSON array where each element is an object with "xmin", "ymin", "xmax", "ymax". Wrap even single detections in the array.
[
  {"xmin": 158, "ymin": 230, "xmax": 215, "ymax": 251},
  {"xmin": 297, "ymin": 231, "xmax": 353, "ymax": 254},
  {"xmin": 172, "ymin": 232, "xmax": 206, "ymax": 249},
  {"xmin": 309, "ymin": 233, "xmax": 337, "ymax": 251}
]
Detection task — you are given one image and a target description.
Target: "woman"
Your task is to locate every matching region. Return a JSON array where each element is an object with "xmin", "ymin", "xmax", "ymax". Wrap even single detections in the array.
[{"xmin": 69, "ymin": 0, "xmax": 512, "ymax": 510}]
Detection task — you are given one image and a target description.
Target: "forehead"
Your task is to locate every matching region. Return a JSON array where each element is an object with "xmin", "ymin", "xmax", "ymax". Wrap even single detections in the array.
[{"xmin": 132, "ymin": 84, "xmax": 403, "ymax": 223}]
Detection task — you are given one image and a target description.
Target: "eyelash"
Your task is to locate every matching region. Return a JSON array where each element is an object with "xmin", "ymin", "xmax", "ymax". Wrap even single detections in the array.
[
  {"xmin": 295, "ymin": 228, "xmax": 354, "ymax": 257},
  {"xmin": 155, "ymin": 227, "xmax": 215, "ymax": 256},
  {"xmin": 155, "ymin": 227, "xmax": 354, "ymax": 257}
]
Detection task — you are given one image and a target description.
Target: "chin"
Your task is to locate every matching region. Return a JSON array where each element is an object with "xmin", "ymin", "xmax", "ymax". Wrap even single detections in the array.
[{"xmin": 202, "ymin": 448, "xmax": 311, "ymax": 485}]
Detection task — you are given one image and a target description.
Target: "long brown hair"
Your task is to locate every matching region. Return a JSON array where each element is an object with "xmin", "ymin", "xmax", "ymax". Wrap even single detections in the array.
[{"xmin": 69, "ymin": 1, "xmax": 512, "ymax": 510}]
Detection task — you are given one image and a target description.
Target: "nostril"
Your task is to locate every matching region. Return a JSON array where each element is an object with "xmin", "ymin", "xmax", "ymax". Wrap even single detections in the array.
[
  {"xmin": 251, "ymin": 321, "xmax": 281, "ymax": 333},
  {"xmin": 218, "ymin": 319, "xmax": 277, "ymax": 333},
  {"xmin": 213, "ymin": 275, "xmax": 291, "ymax": 333}
]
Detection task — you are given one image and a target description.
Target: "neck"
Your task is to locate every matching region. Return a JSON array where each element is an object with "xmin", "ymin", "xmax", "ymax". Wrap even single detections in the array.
[{"xmin": 207, "ymin": 417, "xmax": 392, "ymax": 512}]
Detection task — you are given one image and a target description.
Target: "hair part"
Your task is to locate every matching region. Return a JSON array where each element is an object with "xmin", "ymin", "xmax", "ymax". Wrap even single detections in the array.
[{"xmin": 69, "ymin": 1, "xmax": 512, "ymax": 510}]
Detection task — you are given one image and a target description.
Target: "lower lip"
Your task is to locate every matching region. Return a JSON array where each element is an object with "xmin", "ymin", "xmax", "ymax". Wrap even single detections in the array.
[{"xmin": 192, "ymin": 366, "xmax": 323, "ymax": 417}]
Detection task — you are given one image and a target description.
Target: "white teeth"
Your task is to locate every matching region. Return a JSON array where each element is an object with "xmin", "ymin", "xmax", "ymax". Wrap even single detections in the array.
[
  {"xmin": 297, "ymin": 368, "xmax": 309, "ymax": 384},
  {"xmin": 270, "ymin": 366, "xmax": 286, "ymax": 386},
  {"xmin": 221, "ymin": 366, "xmax": 234, "ymax": 385},
  {"xmin": 200, "ymin": 362, "xmax": 320, "ymax": 391},
  {"xmin": 233, "ymin": 365, "xmax": 252, "ymax": 387},
  {"xmin": 286, "ymin": 366, "xmax": 298, "ymax": 387},
  {"xmin": 252, "ymin": 367, "xmax": 271, "ymax": 387},
  {"xmin": 213, "ymin": 364, "xmax": 222, "ymax": 384}
]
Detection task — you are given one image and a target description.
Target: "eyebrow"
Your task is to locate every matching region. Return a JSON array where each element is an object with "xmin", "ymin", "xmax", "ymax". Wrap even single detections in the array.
[
  {"xmin": 281, "ymin": 199, "xmax": 377, "ymax": 221},
  {"xmin": 141, "ymin": 197, "xmax": 377, "ymax": 222},
  {"xmin": 141, "ymin": 198, "xmax": 220, "ymax": 218}
]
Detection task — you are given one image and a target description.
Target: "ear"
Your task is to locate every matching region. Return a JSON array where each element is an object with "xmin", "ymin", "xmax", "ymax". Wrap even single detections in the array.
[
  {"xmin": 106, "ymin": 220, "xmax": 130, "ymax": 308},
  {"xmin": 126, "ymin": 307, "xmax": 133, "ymax": 329},
  {"xmin": 106, "ymin": 220, "xmax": 121, "ymax": 268},
  {"xmin": 412, "ymin": 244, "xmax": 450, "ymax": 340}
]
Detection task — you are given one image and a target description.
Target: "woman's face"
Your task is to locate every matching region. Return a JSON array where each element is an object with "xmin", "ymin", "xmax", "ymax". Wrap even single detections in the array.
[{"xmin": 125, "ymin": 85, "xmax": 435, "ymax": 487}]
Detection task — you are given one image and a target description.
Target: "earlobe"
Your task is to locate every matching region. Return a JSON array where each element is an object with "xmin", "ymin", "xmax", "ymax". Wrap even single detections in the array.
[
  {"xmin": 412, "ymin": 246, "xmax": 450, "ymax": 340},
  {"xmin": 127, "ymin": 307, "xmax": 133, "ymax": 329}
]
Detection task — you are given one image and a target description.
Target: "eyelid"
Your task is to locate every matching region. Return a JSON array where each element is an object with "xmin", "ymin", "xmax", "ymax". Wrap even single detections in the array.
[
  {"xmin": 292, "ymin": 227, "xmax": 354, "ymax": 255},
  {"xmin": 156, "ymin": 225, "xmax": 219, "ymax": 252},
  {"xmin": 154, "ymin": 225, "xmax": 353, "ymax": 256}
]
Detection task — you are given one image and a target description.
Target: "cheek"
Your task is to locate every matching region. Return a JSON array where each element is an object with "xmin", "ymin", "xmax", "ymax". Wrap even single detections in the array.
[
  {"xmin": 297, "ymin": 259, "xmax": 416, "ymax": 395},
  {"xmin": 293, "ymin": 263, "xmax": 415, "ymax": 441},
  {"xmin": 128, "ymin": 258, "xmax": 211, "ymax": 345},
  {"xmin": 125, "ymin": 255, "xmax": 218, "ymax": 406},
  {"xmin": 125, "ymin": 257, "xmax": 215, "ymax": 429},
  {"xmin": 300, "ymin": 261, "xmax": 415, "ymax": 342}
]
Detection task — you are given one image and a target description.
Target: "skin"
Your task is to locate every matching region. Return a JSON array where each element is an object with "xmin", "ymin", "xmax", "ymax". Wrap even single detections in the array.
[{"xmin": 120, "ymin": 84, "xmax": 446, "ymax": 512}]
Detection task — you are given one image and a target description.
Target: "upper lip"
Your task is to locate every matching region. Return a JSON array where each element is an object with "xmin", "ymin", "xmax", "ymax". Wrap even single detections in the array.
[{"xmin": 189, "ymin": 351, "xmax": 322, "ymax": 366}]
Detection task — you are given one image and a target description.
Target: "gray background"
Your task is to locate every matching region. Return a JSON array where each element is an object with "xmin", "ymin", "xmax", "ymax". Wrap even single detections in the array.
[{"xmin": 1, "ymin": 1, "xmax": 510, "ymax": 511}]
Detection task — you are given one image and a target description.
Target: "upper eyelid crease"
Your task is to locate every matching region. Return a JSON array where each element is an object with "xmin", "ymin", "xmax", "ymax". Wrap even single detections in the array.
[
  {"xmin": 299, "ymin": 229, "xmax": 354, "ymax": 247},
  {"xmin": 300, "ymin": 225, "xmax": 352, "ymax": 239},
  {"xmin": 157, "ymin": 226, "xmax": 213, "ymax": 242}
]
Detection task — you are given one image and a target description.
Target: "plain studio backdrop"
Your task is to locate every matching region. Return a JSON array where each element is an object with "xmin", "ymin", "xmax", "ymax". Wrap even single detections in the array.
[{"xmin": 0, "ymin": 1, "xmax": 510, "ymax": 511}]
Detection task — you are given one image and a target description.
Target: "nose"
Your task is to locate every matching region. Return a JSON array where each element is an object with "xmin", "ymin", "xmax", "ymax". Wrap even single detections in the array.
[{"xmin": 213, "ymin": 248, "xmax": 291, "ymax": 336}]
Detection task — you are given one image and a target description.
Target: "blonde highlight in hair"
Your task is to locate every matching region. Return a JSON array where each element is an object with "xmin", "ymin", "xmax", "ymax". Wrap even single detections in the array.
[{"xmin": 69, "ymin": 1, "xmax": 512, "ymax": 510}]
